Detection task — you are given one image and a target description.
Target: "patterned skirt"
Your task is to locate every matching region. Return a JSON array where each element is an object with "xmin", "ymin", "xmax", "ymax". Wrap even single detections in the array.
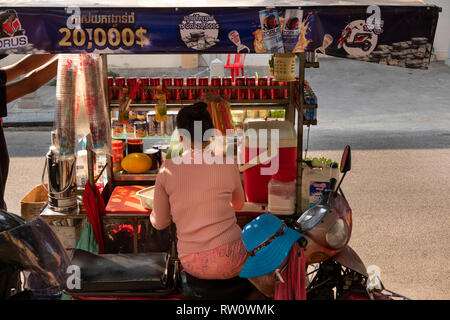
[{"xmin": 179, "ymin": 238, "xmax": 248, "ymax": 280}]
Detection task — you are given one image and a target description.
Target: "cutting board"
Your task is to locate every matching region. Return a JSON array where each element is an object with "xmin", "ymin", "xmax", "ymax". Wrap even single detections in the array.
[{"xmin": 105, "ymin": 185, "xmax": 151, "ymax": 214}]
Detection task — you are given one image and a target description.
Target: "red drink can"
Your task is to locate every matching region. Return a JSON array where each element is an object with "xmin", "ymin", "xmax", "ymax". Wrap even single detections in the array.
[
  {"xmin": 198, "ymin": 77, "xmax": 209, "ymax": 98},
  {"xmin": 186, "ymin": 77, "xmax": 197, "ymax": 100},
  {"xmin": 137, "ymin": 77, "xmax": 150, "ymax": 102},
  {"xmin": 150, "ymin": 78, "xmax": 160, "ymax": 100},
  {"xmin": 222, "ymin": 77, "xmax": 233, "ymax": 99},
  {"xmin": 258, "ymin": 77, "xmax": 269, "ymax": 100},
  {"xmin": 246, "ymin": 77, "xmax": 256, "ymax": 100},
  {"xmin": 211, "ymin": 77, "xmax": 221, "ymax": 95},
  {"xmin": 235, "ymin": 77, "xmax": 246, "ymax": 100},
  {"xmin": 174, "ymin": 78, "xmax": 184, "ymax": 100},
  {"xmin": 270, "ymin": 78, "xmax": 280, "ymax": 99},
  {"xmin": 162, "ymin": 77, "xmax": 173, "ymax": 100}
]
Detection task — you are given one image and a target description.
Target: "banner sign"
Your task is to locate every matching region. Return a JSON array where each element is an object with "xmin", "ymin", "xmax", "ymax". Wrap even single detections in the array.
[{"xmin": 0, "ymin": 5, "xmax": 439, "ymax": 69}]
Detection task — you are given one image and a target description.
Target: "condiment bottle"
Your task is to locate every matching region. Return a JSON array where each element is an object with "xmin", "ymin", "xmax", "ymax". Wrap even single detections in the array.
[{"xmin": 154, "ymin": 85, "xmax": 167, "ymax": 122}]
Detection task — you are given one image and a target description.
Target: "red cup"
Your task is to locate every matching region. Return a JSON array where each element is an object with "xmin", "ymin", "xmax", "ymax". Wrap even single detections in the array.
[
  {"xmin": 270, "ymin": 78, "xmax": 280, "ymax": 99},
  {"xmin": 236, "ymin": 77, "xmax": 246, "ymax": 100},
  {"xmin": 198, "ymin": 77, "xmax": 209, "ymax": 99},
  {"xmin": 258, "ymin": 77, "xmax": 269, "ymax": 100},
  {"xmin": 174, "ymin": 78, "xmax": 184, "ymax": 100},
  {"xmin": 107, "ymin": 77, "xmax": 114, "ymax": 87},
  {"xmin": 115, "ymin": 77, "xmax": 125, "ymax": 87},
  {"xmin": 126, "ymin": 77, "xmax": 137, "ymax": 93},
  {"xmin": 114, "ymin": 77, "xmax": 125, "ymax": 100},
  {"xmin": 281, "ymin": 81, "xmax": 289, "ymax": 99},
  {"xmin": 107, "ymin": 77, "xmax": 114, "ymax": 100},
  {"xmin": 137, "ymin": 78, "xmax": 150, "ymax": 101},
  {"xmin": 162, "ymin": 77, "xmax": 173, "ymax": 100},
  {"xmin": 150, "ymin": 78, "xmax": 160, "ymax": 100},
  {"xmin": 186, "ymin": 77, "xmax": 197, "ymax": 100},
  {"xmin": 246, "ymin": 77, "xmax": 256, "ymax": 100},
  {"xmin": 211, "ymin": 77, "xmax": 221, "ymax": 95},
  {"xmin": 222, "ymin": 77, "xmax": 233, "ymax": 99}
]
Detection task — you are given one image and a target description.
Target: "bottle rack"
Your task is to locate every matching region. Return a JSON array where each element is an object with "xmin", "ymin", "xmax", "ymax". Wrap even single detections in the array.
[{"xmin": 107, "ymin": 59, "xmax": 319, "ymax": 184}]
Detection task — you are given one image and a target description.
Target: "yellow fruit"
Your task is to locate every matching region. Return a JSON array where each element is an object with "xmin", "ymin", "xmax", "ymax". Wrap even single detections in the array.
[{"xmin": 121, "ymin": 153, "xmax": 152, "ymax": 174}]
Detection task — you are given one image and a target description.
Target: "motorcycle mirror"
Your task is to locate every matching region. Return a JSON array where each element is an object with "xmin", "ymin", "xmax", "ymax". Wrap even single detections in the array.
[{"xmin": 340, "ymin": 145, "xmax": 351, "ymax": 173}]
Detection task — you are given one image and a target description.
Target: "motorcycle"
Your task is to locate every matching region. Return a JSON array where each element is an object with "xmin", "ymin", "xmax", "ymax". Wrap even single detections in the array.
[
  {"xmin": 287, "ymin": 145, "xmax": 410, "ymax": 300},
  {"xmin": 0, "ymin": 210, "xmax": 71, "ymax": 300},
  {"xmin": 0, "ymin": 146, "xmax": 410, "ymax": 300}
]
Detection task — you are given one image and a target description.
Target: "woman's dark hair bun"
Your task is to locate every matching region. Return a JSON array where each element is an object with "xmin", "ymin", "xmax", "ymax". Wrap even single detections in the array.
[
  {"xmin": 176, "ymin": 101, "xmax": 214, "ymax": 142},
  {"xmin": 193, "ymin": 101, "xmax": 208, "ymax": 110}
]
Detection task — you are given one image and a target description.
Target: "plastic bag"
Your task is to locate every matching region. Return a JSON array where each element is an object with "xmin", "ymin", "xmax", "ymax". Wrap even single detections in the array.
[{"xmin": 165, "ymin": 128, "xmax": 183, "ymax": 160}]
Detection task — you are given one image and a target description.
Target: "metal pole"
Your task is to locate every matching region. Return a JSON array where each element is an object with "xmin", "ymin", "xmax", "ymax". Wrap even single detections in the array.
[
  {"xmin": 286, "ymin": 81, "xmax": 295, "ymax": 124},
  {"xmin": 101, "ymin": 54, "xmax": 114, "ymax": 185},
  {"xmin": 86, "ymin": 133, "xmax": 95, "ymax": 190},
  {"xmin": 296, "ymin": 53, "xmax": 306, "ymax": 215}
]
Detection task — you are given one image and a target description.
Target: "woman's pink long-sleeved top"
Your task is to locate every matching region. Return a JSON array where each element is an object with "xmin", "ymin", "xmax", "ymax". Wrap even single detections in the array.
[{"xmin": 150, "ymin": 149, "xmax": 245, "ymax": 256}]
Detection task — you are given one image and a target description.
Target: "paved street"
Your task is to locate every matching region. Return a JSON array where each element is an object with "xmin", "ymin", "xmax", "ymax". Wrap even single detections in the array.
[{"xmin": 2, "ymin": 57, "xmax": 450, "ymax": 299}]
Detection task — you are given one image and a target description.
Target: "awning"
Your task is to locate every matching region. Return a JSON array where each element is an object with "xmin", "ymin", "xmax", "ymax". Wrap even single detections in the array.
[{"xmin": 0, "ymin": 1, "xmax": 440, "ymax": 69}]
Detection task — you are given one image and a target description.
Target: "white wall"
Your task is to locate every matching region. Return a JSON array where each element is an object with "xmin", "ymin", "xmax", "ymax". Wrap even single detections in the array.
[
  {"xmin": 200, "ymin": 54, "xmax": 272, "ymax": 67},
  {"xmin": 427, "ymin": 0, "xmax": 450, "ymax": 61},
  {"xmin": 108, "ymin": 54, "xmax": 182, "ymax": 68}
]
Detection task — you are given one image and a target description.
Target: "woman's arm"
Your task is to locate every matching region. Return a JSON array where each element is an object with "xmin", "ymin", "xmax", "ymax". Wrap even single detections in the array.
[
  {"xmin": 150, "ymin": 167, "xmax": 172, "ymax": 230},
  {"xmin": 231, "ymin": 165, "xmax": 245, "ymax": 211},
  {"xmin": 6, "ymin": 56, "xmax": 58, "ymax": 104},
  {"xmin": 2, "ymin": 54, "xmax": 56, "ymax": 83}
]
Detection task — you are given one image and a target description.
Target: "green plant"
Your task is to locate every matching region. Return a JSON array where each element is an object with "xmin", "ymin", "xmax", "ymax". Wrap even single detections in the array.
[
  {"xmin": 108, "ymin": 71, "xmax": 121, "ymax": 79},
  {"xmin": 270, "ymin": 110, "xmax": 285, "ymax": 118}
]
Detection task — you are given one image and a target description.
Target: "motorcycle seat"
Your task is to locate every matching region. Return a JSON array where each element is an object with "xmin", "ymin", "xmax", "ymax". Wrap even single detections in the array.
[
  {"xmin": 66, "ymin": 249, "xmax": 170, "ymax": 294},
  {"xmin": 179, "ymin": 270, "xmax": 253, "ymax": 300}
]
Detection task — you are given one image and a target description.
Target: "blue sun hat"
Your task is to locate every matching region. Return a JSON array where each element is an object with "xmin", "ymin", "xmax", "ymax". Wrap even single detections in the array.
[{"xmin": 239, "ymin": 213, "xmax": 302, "ymax": 279}]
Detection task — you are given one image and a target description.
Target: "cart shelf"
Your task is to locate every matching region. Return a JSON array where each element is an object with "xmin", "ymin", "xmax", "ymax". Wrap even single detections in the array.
[
  {"xmin": 112, "ymin": 135, "xmax": 172, "ymax": 140},
  {"xmin": 109, "ymin": 101, "xmax": 317, "ymax": 110},
  {"xmin": 113, "ymin": 173, "xmax": 158, "ymax": 182}
]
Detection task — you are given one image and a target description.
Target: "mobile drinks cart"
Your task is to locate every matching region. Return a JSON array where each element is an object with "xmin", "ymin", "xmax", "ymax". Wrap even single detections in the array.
[{"xmin": 0, "ymin": 0, "xmax": 440, "ymax": 298}]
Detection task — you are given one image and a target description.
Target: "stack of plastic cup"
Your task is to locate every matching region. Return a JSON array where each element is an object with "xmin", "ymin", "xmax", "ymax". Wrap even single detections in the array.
[
  {"xmin": 55, "ymin": 55, "xmax": 78, "ymax": 157},
  {"xmin": 79, "ymin": 54, "xmax": 111, "ymax": 154}
]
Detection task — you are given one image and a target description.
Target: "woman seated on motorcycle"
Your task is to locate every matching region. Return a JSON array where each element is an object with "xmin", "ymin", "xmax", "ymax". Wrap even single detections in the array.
[{"xmin": 150, "ymin": 101, "xmax": 247, "ymax": 280}]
